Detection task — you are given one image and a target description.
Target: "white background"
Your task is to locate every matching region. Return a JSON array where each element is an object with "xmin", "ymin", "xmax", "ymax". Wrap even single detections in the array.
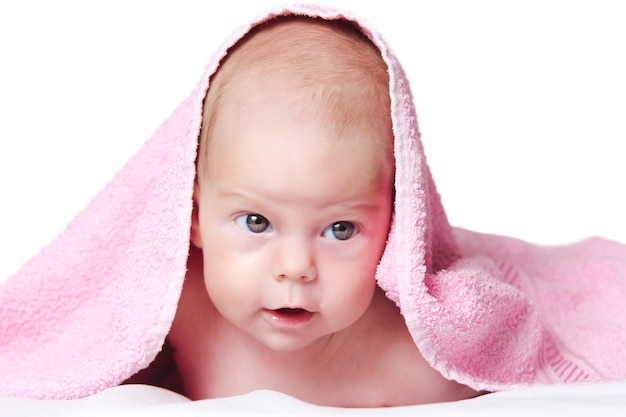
[{"xmin": 1, "ymin": 0, "xmax": 625, "ymax": 281}]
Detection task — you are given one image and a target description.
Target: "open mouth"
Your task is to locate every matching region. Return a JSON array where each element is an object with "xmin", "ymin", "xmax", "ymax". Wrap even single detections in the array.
[
  {"xmin": 274, "ymin": 308, "xmax": 309, "ymax": 315},
  {"xmin": 264, "ymin": 307, "xmax": 314, "ymax": 328}
]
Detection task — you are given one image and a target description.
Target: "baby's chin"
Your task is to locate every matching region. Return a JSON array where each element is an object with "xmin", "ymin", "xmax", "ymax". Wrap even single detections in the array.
[
  {"xmin": 245, "ymin": 322, "xmax": 346, "ymax": 355},
  {"xmin": 252, "ymin": 329, "xmax": 335, "ymax": 353}
]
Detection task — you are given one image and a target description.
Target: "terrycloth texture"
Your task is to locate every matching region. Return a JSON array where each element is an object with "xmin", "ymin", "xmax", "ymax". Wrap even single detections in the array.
[{"xmin": 1, "ymin": 4, "xmax": 625, "ymax": 400}]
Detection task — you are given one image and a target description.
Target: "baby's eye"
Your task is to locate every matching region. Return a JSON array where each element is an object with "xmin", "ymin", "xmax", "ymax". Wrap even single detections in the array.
[
  {"xmin": 322, "ymin": 221, "xmax": 358, "ymax": 241},
  {"xmin": 235, "ymin": 213, "xmax": 272, "ymax": 233}
]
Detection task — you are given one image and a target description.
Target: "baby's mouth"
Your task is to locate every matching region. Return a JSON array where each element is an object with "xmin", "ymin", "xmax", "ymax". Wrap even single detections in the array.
[
  {"xmin": 274, "ymin": 307, "xmax": 309, "ymax": 315},
  {"xmin": 264, "ymin": 307, "xmax": 314, "ymax": 328}
]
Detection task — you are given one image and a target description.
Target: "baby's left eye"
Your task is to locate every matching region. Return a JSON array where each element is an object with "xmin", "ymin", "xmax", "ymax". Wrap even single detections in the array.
[{"xmin": 322, "ymin": 221, "xmax": 358, "ymax": 241}]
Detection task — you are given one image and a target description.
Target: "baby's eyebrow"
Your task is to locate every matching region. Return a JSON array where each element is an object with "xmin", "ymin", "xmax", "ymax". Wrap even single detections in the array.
[
  {"xmin": 216, "ymin": 189, "xmax": 260, "ymax": 202},
  {"xmin": 333, "ymin": 200, "xmax": 382, "ymax": 212},
  {"xmin": 215, "ymin": 183, "xmax": 387, "ymax": 214}
]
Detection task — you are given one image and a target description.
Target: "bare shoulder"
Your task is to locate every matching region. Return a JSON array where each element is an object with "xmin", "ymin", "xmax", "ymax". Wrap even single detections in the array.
[
  {"xmin": 167, "ymin": 247, "xmax": 219, "ymax": 397},
  {"xmin": 352, "ymin": 288, "xmax": 478, "ymax": 406}
]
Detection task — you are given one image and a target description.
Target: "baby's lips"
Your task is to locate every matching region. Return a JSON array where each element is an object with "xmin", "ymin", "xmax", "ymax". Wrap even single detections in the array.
[
  {"xmin": 266, "ymin": 301, "xmax": 318, "ymax": 314},
  {"xmin": 262, "ymin": 307, "xmax": 315, "ymax": 329}
]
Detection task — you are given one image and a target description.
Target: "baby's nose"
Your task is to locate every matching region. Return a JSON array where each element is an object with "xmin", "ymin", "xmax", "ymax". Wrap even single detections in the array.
[{"xmin": 272, "ymin": 238, "xmax": 317, "ymax": 283}]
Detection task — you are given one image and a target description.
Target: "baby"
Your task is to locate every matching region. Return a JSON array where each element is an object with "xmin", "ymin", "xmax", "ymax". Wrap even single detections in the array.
[{"xmin": 166, "ymin": 16, "xmax": 478, "ymax": 407}]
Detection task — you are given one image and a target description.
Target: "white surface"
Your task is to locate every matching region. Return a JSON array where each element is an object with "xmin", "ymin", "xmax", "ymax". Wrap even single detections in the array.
[
  {"xmin": 1, "ymin": 1, "xmax": 625, "ymax": 281},
  {"xmin": 2, "ymin": 381, "xmax": 626, "ymax": 416}
]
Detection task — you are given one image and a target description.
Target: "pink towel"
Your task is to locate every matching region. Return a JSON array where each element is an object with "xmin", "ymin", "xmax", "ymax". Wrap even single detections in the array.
[{"xmin": 1, "ymin": 4, "xmax": 625, "ymax": 400}]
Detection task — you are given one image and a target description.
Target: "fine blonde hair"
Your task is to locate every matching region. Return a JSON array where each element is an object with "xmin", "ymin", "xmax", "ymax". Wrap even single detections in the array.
[{"xmin": 197, "ymin": 15, "xmax": 392, "ymax": 176}]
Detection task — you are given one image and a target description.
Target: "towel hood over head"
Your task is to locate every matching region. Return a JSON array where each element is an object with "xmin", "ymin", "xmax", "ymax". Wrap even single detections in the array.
[{"xmin": 1, "ymin": 4, "xmax": 625, "ymax": 400}]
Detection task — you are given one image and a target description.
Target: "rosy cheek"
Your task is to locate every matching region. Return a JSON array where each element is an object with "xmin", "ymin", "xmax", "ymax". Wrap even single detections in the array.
[
  {"xmin": 321, "ymin": 254, "xmax": 377, "ymax": 299},
  {"xmin": 201, "ymin": 237, "xmax": 238, "ymax": 292},
  {"xmin": 203, "ymin": 239, "xmax": 264, "ymax": 292}
]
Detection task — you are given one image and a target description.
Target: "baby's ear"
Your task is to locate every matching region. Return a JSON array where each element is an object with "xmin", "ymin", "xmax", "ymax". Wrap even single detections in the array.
[{"xmin": 190, "ymin": 183, "xmax": 203, "ymax": 249}]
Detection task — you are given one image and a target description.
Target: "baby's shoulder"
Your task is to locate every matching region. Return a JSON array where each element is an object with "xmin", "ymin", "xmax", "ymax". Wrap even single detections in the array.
[
  {"xmin": 347, "ymin": 291, "xmax": 477, "ymax": 405},
  {"xmin": 354, "ymin": 291, "xmax": 427, "ymax": 371}
]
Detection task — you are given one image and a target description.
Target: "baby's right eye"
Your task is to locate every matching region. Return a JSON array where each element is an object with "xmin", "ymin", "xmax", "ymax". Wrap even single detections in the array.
[{"xmin": 234, "ymin": 213, "xmax": 272, "ymax": 233}]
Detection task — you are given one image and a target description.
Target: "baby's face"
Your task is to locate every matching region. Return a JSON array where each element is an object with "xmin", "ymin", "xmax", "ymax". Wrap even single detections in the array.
[{"xmin": 192, "ymin": 79, "xmax": 393, "ymax": 352}]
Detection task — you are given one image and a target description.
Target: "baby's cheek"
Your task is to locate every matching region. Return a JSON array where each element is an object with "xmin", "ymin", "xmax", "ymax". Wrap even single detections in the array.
[
  {"xmin": 323, "ymin": 256, "xmax": 377, "ymax": 308},
  {"xmin": 201, "ymin": 244, "xmax": 236, "ymax": 298},
  {"xmin": 202, "ymin": 243, "xmax": 262, "ymax": 305}
]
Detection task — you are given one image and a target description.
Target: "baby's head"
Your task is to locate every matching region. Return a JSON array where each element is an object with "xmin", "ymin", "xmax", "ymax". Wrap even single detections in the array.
[{"xmin": 191, "ymin": 16, "xmax": 395, "ymax": 351}]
